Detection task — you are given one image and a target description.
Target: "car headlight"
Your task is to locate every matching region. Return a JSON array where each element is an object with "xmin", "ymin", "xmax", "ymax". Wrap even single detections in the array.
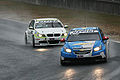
[
  {"xmin": 64, "ymin": 33, "xmax": 67, "ymax": 36},
  {"xmin": 39, "ymin": 34, "xmax": 43, "ymax": 37},
  {"xmin": 38, "ymin": 34, "xmax": 46, "ymax": 37},
  {"xmin": 64, "ymin": 47, "xmax": 72, "ymax": 53},
  {"xmin": 94, "ymin": 46, "xmax": 101, "ymax": 52}
]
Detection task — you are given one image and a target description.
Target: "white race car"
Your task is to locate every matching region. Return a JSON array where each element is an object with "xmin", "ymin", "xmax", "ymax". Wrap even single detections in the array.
[{"xmin": 25, "ymin": 18, "xmax": 68, "ymax": 47}]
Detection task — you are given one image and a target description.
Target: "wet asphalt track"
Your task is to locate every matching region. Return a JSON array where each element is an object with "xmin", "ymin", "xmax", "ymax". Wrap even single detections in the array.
[{"xmin": 0, "ymin": 18, "xmax": 120, "ymax": 80}]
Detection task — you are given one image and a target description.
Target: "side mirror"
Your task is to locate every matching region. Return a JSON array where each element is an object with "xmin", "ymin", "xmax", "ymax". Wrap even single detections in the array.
[
  {"xmin": 103, "ymin": 36, "xmax": 109, "ymax": 40},
  {"xmin": 64, "ymin": 25, "xmax": 68, "ymax": 28},
  {"xmin": 29, "ymin": 26, "xmax": 34, "ymax": 30}
]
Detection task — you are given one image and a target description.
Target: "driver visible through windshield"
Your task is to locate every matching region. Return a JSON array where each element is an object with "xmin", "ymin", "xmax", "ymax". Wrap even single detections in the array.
[
  {"xmin": 35, "ymin": 22, "xmax": 63, "ymax": 28},
  {"xmin": 67, "ymin": 33, "xmax": 100, "ymax": 42}
]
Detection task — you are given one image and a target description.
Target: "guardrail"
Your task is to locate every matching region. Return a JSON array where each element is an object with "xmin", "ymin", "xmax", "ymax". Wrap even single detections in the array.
[{"xmin": 14, "ymin": 0, "xmax": 120, "ymax": 15}]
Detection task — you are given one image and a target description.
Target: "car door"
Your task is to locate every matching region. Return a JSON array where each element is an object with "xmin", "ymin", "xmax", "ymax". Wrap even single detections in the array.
[{"xmin": 27, "ymin": 20, "xmax": 35, "ymax": 42}]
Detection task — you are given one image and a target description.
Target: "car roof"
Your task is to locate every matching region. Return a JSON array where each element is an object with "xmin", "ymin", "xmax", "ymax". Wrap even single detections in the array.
[{"xmin": 71, "ymin": 27, "xmax": 99, "ymax": 30}]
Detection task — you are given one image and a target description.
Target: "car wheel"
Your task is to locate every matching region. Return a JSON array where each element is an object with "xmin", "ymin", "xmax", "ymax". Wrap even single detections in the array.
[
  {"xmin": 32, "ymin": 35, "xmax": 36, "ymax": 48},
  {"xmin": 25, "ymin": 33, "xmax": 28, "ymax": 44},
  {"xmin": 102, "ymin": 57, "xmax": 107, "ymax": 63},
  {"xmin": 102, "ymin": 53, "xmax": 108, "ymax": 63},
  {"xmin": 104, "ymin": 50, "xmax": 108, "ymax": 62}
]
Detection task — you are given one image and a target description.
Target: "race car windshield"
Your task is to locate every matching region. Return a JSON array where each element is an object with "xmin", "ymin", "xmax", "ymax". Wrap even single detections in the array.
[
  {"xmin": 35, "ymin": 22, "xmax": 63, "ymax": 28},
  {"xmin": 67, "ymin": 33, "xmax": 100, "ymax": 42}
]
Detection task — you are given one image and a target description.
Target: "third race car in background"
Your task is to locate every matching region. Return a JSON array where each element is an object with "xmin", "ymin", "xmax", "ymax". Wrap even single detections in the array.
[
  {"xmin": 60, "ymin": 27, "xmax": 109, "ymax": 65},
  {"xmin": 25, "ymin": 18, "xmax": 68, "ymax": 47}
]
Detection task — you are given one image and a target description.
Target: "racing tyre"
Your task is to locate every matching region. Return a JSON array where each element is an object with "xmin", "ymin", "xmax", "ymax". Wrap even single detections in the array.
[
  {"xmin": 25, "ymin": 33, "xmax": 28, "ymax": 44},
  {"xmin": 102, "ymin": 57, "xmax": 107, "ymax": 63},
  {"xmin": 103, "ymin": 51, "xmax": 108, "ymax": 63},
  {"xmin": 60, "ymin": 60, "xmax": 66, "ymax": 66},
  {"xmin": 32, "ymin": 35, "xmax": 36, "ymax": 48},
  {"xmin": 60, "ymin": 57, "xmax": 66, "ymax": 66}
]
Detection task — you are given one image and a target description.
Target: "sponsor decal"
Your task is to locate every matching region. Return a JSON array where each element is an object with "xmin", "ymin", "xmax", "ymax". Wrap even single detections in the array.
[
  {"xmin": 80, "ymin": 49, "xmax": 85, "ymax": 51},
  {"xmin": 70, "ymin": 29, "xmax": 98, "ymax": 35},
  {"xmin": 82, "ymin": 27, "xmax": 87, "ymax": 29},
  {"xmin": 35, "ymin": 31, "xmax": 37, "ymax": 34},
  {"xmin": 73, "ymin": 43, "xmax": 92, "ymax": 45},
  {"xmin": 73, "ymin": 41, "xmax": 95, "ymax": 48},
  {"xmin": 38, "ymin": 20, "xmax": 57, "ymax": 23}
]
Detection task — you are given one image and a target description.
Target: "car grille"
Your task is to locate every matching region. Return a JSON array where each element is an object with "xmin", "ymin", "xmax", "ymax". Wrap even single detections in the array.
[
  {"xmin": 47, "ymin": 34, "xmax": 53, "ymax": 37},
  {"xmin": 54, "ymin": 34, "xmax": 60, "ymax": 37},
  {"xmin": 48, "ymin": 40, "xmax": 59, "ymax": 44},
  {"xmin": 73, "ymin": 47, "xmax": 91, "ymax": 50},
  {"xmin": 74, "ymin": 50, "xmax": 91, "ymax": 54},
  {"xmin": 39, "ymin": 41, "xmax": 47, "ymax": 43},
  {"xmin": 47, "ymin": 34, "xmax": 60, "ymax": 37}
]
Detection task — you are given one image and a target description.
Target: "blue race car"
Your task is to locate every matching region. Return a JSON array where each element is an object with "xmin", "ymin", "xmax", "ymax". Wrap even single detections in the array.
[{"xmin": 60, "ymin": 27, "xmax": 109, "ymax": 65}]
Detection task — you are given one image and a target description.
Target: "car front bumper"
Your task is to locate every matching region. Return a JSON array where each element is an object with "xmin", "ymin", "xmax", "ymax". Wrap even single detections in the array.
[
  {"xmin": 34, "ymin": 37, "xmax": 65, "ymax": 46},
  {"xmin": 61, "ymin": 50, "xmax": 106, "ymax": 60}
]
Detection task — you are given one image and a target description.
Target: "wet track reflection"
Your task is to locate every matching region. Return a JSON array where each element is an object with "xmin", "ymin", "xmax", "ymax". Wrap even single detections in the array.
[
  {"xmin": 64, "ymin": 69, "xmax": 76, "ymax": 80},
  {"xmin": 34, "ymin": 48, "xmax": 49, "ymax": 52},
  {"xmin": 92, "ymin": 68, "xmax": 104, "ymax": 80}
]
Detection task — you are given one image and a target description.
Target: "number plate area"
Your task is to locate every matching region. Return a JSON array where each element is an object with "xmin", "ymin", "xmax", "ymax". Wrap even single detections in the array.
[
  {"xmin": 49, "ymin": 38, "xmax": 54, "ymax": 41},
  {"xmin": 48, "ymin": 38, "xmax": 60, "ymax": 41}
]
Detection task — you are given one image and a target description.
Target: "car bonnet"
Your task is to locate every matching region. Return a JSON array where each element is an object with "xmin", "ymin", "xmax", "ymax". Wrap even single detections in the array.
[{"xmin": 66, "ymin": 41, "xmax": 98, "ymax": 49}]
